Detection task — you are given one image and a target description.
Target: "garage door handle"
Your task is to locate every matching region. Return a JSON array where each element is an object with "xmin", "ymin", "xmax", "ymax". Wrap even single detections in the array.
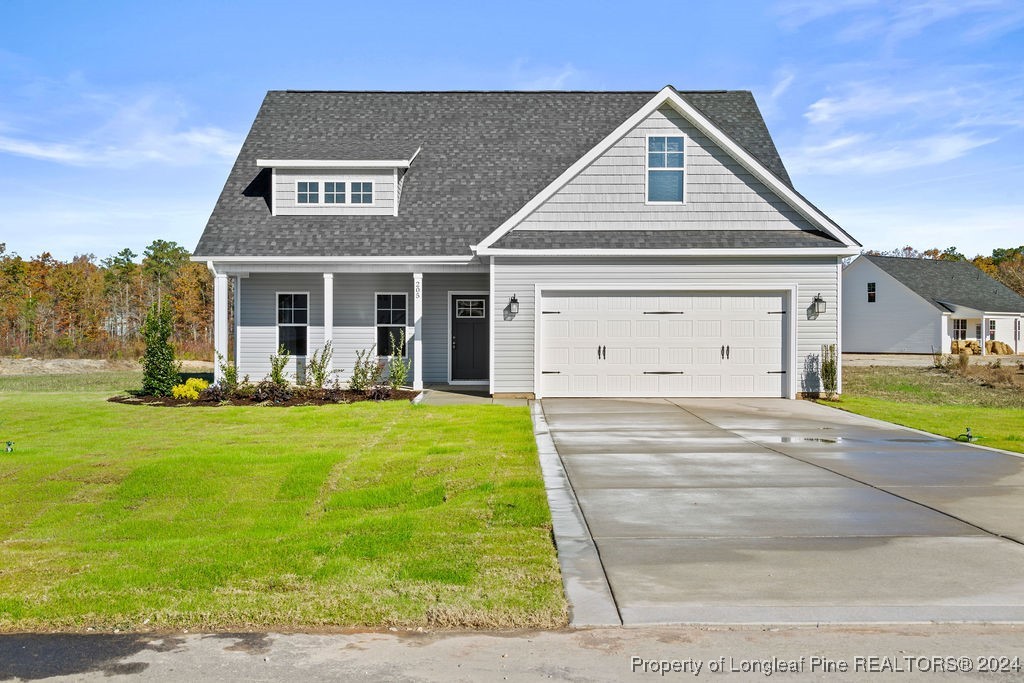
[
  {"xmin": 721, "ymin": 345, "xmax": 725, "ymax": 359},
  {"xmin": 644, "ymin": 371, "xmax": 685, "ymax": 375},
  {"xmin": 726, "ymin": 345, "xmax": 730, "ymax": 359},
  {"xmin": 542, "ymin": 371, "xmax": 561, "ymax": 374},
  {"xmin": 601, "ymin": 345, "xmax": 606, "ymax": 359}
]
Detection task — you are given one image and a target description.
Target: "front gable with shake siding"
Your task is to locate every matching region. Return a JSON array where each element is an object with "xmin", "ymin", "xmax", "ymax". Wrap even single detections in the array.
[{"xmin": 193, "ymin": 86, "xmax": 861, "ymax": 398}]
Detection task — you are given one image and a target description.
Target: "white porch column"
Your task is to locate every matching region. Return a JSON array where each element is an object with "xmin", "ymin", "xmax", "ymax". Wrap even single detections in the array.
[
  {"xmin": 213, "ymin": 270, "xmax": 229, "ymax": 384},
  {"xmin": 981, "ymin": 316, "xmax": 987, "ymax": 356},
  {"xmin": 323, "ymin": 273, "xmax": 334, "ymax": 374},
  {"xmin": 233, "ymin": 275, "xmax": 241, "ymax": 367},
  {"xmin": 413, "ymin": 272, "xmax": 423, "ymax": 390}
]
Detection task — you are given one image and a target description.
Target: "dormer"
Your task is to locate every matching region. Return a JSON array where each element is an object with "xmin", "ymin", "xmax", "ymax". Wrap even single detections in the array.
[{"xmin": 257, "ymin": 149, "xmax": 419, "ymax": 217}]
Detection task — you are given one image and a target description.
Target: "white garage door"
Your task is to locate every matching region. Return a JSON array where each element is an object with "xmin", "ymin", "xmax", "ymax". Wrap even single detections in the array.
[{"xmin": 539, "ymin": 291, "xmax": 787, "ymax": 397}]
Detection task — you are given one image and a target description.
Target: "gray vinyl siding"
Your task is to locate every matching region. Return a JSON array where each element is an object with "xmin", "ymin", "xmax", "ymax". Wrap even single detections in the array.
[
  {"xmin": 841, "ymin": 258, "xmax": 943, "ymax": 353},
  {"xmin": 237, "ymin": 273, "xmax": 325, "ymax": 381},
  {"xmin": 515, "ymin": 104, "xmax": 815, "ymax": 232},
  {"xmin": 492, "ymin": 256, "xmax": 840, "ymax": 395},
  {"xmin": 237, "ymin": 271, "xmax": 486, "ymax": 384},
  {"xmin": 274, "ymin": 168, "xmax": 394, "ymax": 216}
]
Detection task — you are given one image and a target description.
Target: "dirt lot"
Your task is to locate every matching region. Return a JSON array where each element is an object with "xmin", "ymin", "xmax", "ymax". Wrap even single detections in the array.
[{"xmin": 0, "ymin": 357, "xmax": 213, "ymax": 376}]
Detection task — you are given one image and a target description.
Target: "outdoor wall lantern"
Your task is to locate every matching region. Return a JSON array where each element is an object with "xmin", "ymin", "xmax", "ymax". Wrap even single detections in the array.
[
  {"xmin": 509, "ymin": 294, "xmax": 519, "ymax": 315},
  {"xmin": 812, "ymin": 293, "xmax": 827, "ymax": 315}
]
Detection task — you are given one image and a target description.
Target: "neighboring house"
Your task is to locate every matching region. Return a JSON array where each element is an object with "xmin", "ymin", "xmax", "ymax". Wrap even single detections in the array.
[
  {"xmin": 842, "ymin": 254, "xmax": 1024, "ymax": 355},
  {"xmin": 193, "ymin": 86, "xmax": 861, "ymax": 398}
]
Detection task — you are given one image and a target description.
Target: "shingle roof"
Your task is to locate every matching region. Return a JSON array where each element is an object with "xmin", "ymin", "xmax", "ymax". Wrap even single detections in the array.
[
  {"xmin": 194, "ymin": 90, "xmax": 803, "ymax": 258},
  {"xmin": 492, "ymin": 229, "xmax": 843, "ymax": 250},
  {"xmin": 865, "ymin": 255, "xmax": 1024, "ymax": 313}
]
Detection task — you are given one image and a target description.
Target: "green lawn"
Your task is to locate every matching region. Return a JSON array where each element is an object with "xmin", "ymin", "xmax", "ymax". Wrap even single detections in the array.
[
  {"xmin": 0, "ymin": 374, "xmax": 566, "ymax": 631},
  {"xmin": 831, "ymin": 366, "xmax": 1024, "ymax": 454}
]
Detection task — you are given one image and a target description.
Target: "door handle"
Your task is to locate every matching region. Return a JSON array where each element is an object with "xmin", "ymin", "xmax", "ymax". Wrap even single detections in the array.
[
  {"xmin": 602, "ymin": 345, "xmax": 606, "ymax": 359},
  {"xmin": 721, "ymin": 345, "xmax": 725, "ymax": 359},
  {"xmin": 726, "ymin": 345, "xmax": 730, "ymax": 359},
  {"xmin": 598, "ymin": 345, "xmax": 601, "ymax": 360}
]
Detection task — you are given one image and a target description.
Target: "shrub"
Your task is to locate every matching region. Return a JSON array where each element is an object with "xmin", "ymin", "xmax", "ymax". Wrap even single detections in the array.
[
  {"xmin": 268, "ymin": 345, "xmax": 291, "ymax": 387},
  {"xmin": 367, "ymin": 384, "xmax": 392, "ymax": 401},
  {"xmin": 253, "ymin": 379, "xmax": 292, "ymax": 403},
  {"xmin": 306, "ymin": 340, "xmax": 334, "ymax": 389},
  {"xmin": 958, "ymin": 352, "xmax": 971, "ymax": 374},
  {"xmin": 820, "ymin": 343, "xmax": 838, "ymax": 397},
  {"xmin": 350, "ymin": 346, "xmax": 384, "ymax": 392},
  {"xmin": 171, "ymin": 377, "xmax": 210, "ymax": 400},
  {"xmin": 216, "ymin": 351, "xmax": 238, "ymax": 391},
  {"xmin": 199, "ymin": 383, "xmax": 230, "ymax": 402},
  {"xmin": 386, "ymin": 331, "xmax": 410, "ymax": 390},
  {"xmin": 141, "ymin": 299, "xmax": 180, "ymax": 396}
]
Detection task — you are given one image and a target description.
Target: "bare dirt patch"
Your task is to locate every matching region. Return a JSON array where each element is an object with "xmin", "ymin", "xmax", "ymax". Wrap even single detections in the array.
[{"xmin": 0, "ymin": 357, "xmax": 212, "ymax": 376}]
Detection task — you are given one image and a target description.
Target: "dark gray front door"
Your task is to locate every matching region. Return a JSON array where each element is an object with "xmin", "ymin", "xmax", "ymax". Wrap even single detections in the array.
[{"xmin": 451, "ymin": 295, "xmax": 488, "ymax": 381}]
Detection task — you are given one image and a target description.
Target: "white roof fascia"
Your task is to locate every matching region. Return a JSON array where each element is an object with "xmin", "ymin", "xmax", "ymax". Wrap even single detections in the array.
[
  {"xmin": 473, "ymin": 86, "xmax": 857, "ymax": 251},
  {"xmin": 478, "ymin": 247, "xmax": 860, "ymax": 257},
  {"xmin": 256, "ymin": 159, "xmax": 412, "ymax": 169}
]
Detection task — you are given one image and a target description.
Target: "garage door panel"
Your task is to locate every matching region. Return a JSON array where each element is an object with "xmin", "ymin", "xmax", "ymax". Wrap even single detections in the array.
[{"xmin": 539, "ymin": 291, "xmax": 787, "ymax": 398}]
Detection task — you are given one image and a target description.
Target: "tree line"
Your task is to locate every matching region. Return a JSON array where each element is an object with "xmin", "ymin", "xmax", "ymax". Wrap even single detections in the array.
[
  {"xmin": 0, "ymin": 240, "xmax": 213, "ymax": 359},
  {"xmin": 862, "ymin": 245, "xmax": 1024, "ymax": 297}
]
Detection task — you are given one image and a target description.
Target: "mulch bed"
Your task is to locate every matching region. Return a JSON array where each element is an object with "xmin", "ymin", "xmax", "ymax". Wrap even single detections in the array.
[{"xmin": 108, "ymin": 389, "xmax": 420, "ymax": 407}]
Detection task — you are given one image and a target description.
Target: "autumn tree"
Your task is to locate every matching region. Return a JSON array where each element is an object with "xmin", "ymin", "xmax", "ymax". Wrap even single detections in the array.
[{"xmin": 142, "ymin": 240, "xmax": 189, "ymax": 311}]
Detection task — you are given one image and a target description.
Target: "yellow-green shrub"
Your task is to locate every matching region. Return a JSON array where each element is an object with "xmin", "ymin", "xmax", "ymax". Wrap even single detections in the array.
[{"xmin": 171, "ymin": 377, "xmax": 210, "ymax": 400}]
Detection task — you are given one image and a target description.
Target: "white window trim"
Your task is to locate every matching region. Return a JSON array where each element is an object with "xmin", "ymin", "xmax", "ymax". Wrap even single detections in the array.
[
  {"xmin": 952, "ymin": 319, "xmax": 967, "ymax": 341},
  {"xmin": 988, "ymin": 319, "xmax": 997, "ymax": 340},
  {"xmin": 867, "ymin": 282, "xmax": 876, "ymax": 303},
  {"xmin": 294, "ymin": 178, "xmax": 377, "ymax": 207},
  {"xmin": 276, "ymin": 290, "xmax": 310, "ymax": 357},
  {"xmin": 375, "ymin": 291, "xmax": 409, "ymax": 359},
  {"xmin": 644, "ymin": 133, "xmax": 687, "ymax": 206}
]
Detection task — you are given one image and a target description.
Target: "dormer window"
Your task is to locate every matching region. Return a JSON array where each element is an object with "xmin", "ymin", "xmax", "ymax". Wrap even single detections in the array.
[
  {"xmin": 297, "ymin": 181, "xmax": 319, "ymax": 204},
  {"xmin": 647, "ymin": 135, "xmax": 685, "ymax": 203},
  {"xmin": 324, "ymin": 182, "xmax": 345, "ymax": 204},
  {"xmin": 351, "ymin": 182, "xmax": 373, "ymax": 204}
]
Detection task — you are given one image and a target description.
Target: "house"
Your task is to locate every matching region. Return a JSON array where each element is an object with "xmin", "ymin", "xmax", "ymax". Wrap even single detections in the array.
[
  {"xmin": 193, "ymin": 86, "xmax": 861, "ymax": 398},
  {"xmin": 842, "ymin": 254, "xmax": 1024, "ymax": 355}
]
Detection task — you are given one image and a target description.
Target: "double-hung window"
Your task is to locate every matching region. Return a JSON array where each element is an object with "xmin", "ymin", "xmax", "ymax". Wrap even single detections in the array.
[
  {"xmin": 297, "ymin": 182, "xmax": 319, "ymax": 204},
  {"xmin": 867, "ymin": 282, "xmax": 876, "ymax": 302},
  {"xmin": 988, "ymin": 319, "xmax": 996, "ymax": 341},
  {"xmin": 647, "ymin": 136, "xmax": 685, "ymax": 203},
  {"xmin": 324, "ymin": 181, "xmax": 346, "ymax": 204},
  {"xmin": 376, "ymin": 293, "xmax": 407, "ymax": 356},
  {"xmin": 277, "ymin": 293, "xmax": 308, "ymax": 356},
  {"xmin": 952, "ymin": 319, "xmax": 967, "ymax": 340}
]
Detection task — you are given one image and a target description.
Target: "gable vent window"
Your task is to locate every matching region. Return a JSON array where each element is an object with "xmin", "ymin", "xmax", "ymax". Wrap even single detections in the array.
[
  {"xmin": 867, "ymin": 282, "xmax": 876, "ymax": 303},
  {"xmin": 351, "ymin": 182, "xmax": 374, "ymax": 204},
  {"xmin": 297, "ymin": 181, "xmax": 319, "ymax": 204},
  {"xmin": 647, "ymin": 136, "xmax": 685, "ymax": 203},
  {"xmin": 324, "ymin": 182, "xmax": 346, "ymax": 204}
]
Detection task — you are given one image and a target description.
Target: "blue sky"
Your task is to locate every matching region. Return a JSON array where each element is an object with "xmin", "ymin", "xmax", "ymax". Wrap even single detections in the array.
[{"xmin": 1, "ymin": 0, "xmax": 1022, "ymax": 260}]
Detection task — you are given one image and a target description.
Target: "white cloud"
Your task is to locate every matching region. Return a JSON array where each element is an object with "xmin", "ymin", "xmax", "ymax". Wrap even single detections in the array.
[
  {"xmin": 0, "ymin": 88, "xmax": 242, "ymax": 168},
  {"xmin": 804, "ymin": 86, "xmax": 951, "ymax": 126},
  {"xmin": 788, "ymin": 132, "xmax": 995, "ymax": 174},
  {"xmin": 508, "ymin": 61, "xmax": 582, "ymax": 90},
  {"xmin": 770, "ymin": 69, "xmax": 796, "ymax": 101}
]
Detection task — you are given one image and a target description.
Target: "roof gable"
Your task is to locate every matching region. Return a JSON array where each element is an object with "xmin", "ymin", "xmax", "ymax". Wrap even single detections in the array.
[
  {"xmin": 863, "ymin": 255, "xmax": 1024, "ymax": 313},
  {"xmin": 474, "ymin": 87, "xmax": 857, "ymax": 252},
  {"xmin": 194, "ymin": 89, "xmax": 845, "ymax": 259}
]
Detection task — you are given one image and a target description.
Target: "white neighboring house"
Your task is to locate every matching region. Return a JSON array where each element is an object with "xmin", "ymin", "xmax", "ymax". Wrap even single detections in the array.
[
  {"xmin": 842, "ymin": 255, "xmax": 1024, "ymax": 355},
  {"xmin": 194, "ymin": 86, "xmax": 863, "ymax": 398}
]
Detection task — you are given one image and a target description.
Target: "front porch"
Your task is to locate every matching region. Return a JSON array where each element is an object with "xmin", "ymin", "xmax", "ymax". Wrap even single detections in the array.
[{"xmin": 210, "ymin": 267, "xmax": 490, "ymax": 390}]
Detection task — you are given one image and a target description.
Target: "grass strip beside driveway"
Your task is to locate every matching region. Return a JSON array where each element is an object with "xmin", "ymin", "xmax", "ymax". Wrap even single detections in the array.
[
  {"xmin": 830, "ymin": 366, "xmax": 1024, "ymax": 454},
  {"xmin": 0, "ymin": 383, "xmax": 566, "ymax": 631}
]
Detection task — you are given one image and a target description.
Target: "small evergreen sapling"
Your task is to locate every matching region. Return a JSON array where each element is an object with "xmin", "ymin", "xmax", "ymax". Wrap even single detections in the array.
[{"xmin": 141, "ymin": 299, "xmax": 180, "ymax": 396}]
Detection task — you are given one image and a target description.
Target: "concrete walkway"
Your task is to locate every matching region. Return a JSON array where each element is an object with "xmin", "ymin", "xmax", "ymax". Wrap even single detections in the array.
[{"xmin": 539, "ymin": 398, "xmax": 1024, "ymax": 625}]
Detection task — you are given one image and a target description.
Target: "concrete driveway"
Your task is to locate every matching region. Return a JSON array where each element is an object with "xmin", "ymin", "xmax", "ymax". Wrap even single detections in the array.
[{"xmin": 539, "ymin": 398, "xmax": 1024, "ymax": 624}]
